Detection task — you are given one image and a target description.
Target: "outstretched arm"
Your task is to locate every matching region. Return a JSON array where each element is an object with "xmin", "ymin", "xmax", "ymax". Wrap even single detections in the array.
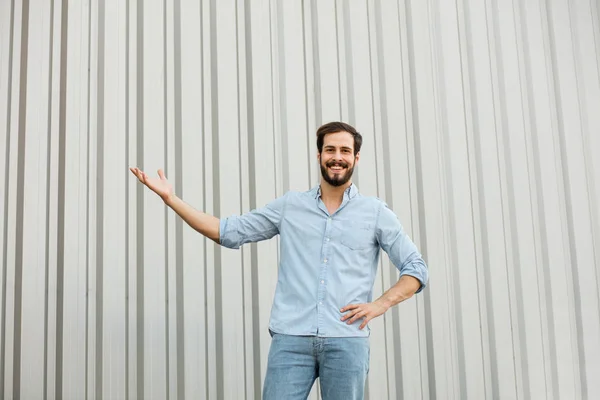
[{"xmin": 130, "ymin": 167, "xmax": 220, "ymax": 243}]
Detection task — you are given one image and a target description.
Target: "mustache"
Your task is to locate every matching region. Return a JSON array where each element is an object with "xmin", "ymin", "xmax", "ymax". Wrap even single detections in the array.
[{"xmin": 325, "ymin": 160, "xmax": 349, "ymax": 168}]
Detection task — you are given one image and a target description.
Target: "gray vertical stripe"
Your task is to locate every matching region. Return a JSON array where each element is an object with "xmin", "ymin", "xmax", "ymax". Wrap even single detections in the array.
[
  {"xmin": 364, "ymin": 6, "xmax": 382, "ymax": 399},
  {"xmin": 243, "ymin": 1, "xmax": 262, "ymax": 396},
  {"xmin": 125, "ymin": 0, "xmax": 130, "ymax": 397},
  {"xmin": 310, "ymin": 0, "xmax": 322, "ymax": 126},
  {"xmin": 340, "ymin": 1, "xmax": 357, "ymax": 188},
  {"xmin": 172, "ymin": 0, "xmax": 185, "ymax": 397},
  {"xmin": 96, "ymin": 0, "xmax": 106, "ymax": 398},
  {"xmin": 136, "ymin": 0, "xmax": 145, "ymax": 398},
  {"xmin": 209, "ymin": 0, "xmax": 223, "ymax": 398},
  {"xmin": 234, "ymin": 0, "xmax": 250, "ymax": 398},
  {"xmin": 13, "ymin": 1, "xmax": 30, "ymax": 398},
  {"xmin": 301, "ymin": 0, "xmax": 311, "ymax": 185},
  {"xmin": 55, "ymin": 0, "xmax": 68, "ymax": 398},
  {"xmin": 84, "ymin": 0, "xmax": 92, "ymax": 397},
  {"xmin": 235, "ymin": 1, "xmax": 249, "ymax": 394},
  {"xmin": 0, "ymin": 0, "xmax": 15, "ymax": 395},
  {"xmin": 341, "ymin": 1, "xmax": 355, "ymax": 124},
  {"xmin": 268, "ymin": 0, "xmax": 279, "ymax": 198},
  {"xmin": 334, "ymin": 0, "xmax": 342, "ymax": 118},
  {"xmin": 198, "ymin": 0, "xmax": 210, "ymax": 398},
  {"xmin": 43, "ymin": 1, "xmax": 56, "ymax": 399},
  {"xmin": 275, "ymin": 0, "xmax": 289, "ymax": 193},
  {"xmin": 161, "ymin": 1, "xmax": 171, "ymax": 398}
]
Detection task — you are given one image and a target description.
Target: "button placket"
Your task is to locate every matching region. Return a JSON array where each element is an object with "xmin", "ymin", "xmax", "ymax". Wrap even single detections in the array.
[{"xmin": 317, "ymin": 216, "xmax": 332, "ymax": 335}]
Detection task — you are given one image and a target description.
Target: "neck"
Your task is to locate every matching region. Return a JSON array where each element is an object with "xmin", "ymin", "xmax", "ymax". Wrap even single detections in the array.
[{"xmin": 319, "ymin": 180, "xmax": 352, "ymax": 203}]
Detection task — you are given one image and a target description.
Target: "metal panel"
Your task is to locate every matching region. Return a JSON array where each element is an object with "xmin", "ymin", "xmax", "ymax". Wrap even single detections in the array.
[{"xmin": 1, "ymin": 0, "xmax": 599, "ymax": 399}]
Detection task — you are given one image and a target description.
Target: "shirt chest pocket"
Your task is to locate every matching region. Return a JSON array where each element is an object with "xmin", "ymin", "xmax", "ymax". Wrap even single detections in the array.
[{"xmin": 336, "ymin": 221, "xmax": 375, "ymax": 250}]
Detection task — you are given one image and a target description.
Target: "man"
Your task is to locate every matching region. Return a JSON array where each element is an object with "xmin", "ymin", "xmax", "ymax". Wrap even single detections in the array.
[{"xmin": 130, "ymin": 121, "xmax": 428, "ymax": 400}]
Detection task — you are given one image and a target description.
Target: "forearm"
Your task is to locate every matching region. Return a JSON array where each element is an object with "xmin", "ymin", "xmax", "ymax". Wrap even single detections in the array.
[
  {"xmin": 164, "ymin": 194, "xmax": 220, "ymax": 243},
  {"xmin": 375, "ymin": 275, "xmax": 422, "ymax": 310}
]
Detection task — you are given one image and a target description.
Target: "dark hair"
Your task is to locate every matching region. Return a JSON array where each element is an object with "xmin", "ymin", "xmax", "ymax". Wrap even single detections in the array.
[{"xmin": 316, "ymin": 122, "xmax": 362, "ymax": 156}]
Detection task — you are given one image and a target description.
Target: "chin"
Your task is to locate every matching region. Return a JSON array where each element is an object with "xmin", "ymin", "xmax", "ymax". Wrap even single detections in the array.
[
  {"xmin": 328, "ymin": 175, "xmax": 351, "ymax": 187},
  {"xmin": 329, "ymin": 174, "xmax": 345, "ymax": 183}
]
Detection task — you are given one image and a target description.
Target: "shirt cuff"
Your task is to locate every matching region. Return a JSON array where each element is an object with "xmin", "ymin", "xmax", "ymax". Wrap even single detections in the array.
[
  {"xmin": 219, "ymin": 217, "xmax": 240, "ymax": 249},
  {"xmin": 399, "ymin": 261, "xmax": 428, "ymax": 294}
]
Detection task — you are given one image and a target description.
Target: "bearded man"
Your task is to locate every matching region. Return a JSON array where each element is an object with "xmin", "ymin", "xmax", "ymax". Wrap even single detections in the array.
[{"xmin": 130, "ymin": 121, "xmax": 428, "ymax": 400}]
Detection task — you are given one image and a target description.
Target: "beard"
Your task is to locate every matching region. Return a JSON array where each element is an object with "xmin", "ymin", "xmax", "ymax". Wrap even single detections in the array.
[{"xmin": 320, "ymin": 158, "xmax": 355, "ymax": 187}]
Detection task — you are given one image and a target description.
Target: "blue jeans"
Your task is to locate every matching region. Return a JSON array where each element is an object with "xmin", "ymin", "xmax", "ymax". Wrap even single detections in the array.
[{"xmin": 263, "ymin": 333, "xmax": 370, "ymax": 400}]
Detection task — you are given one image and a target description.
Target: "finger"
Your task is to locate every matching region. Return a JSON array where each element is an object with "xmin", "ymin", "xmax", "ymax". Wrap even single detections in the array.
[
  {"xmin": 157, "ymin": 169, "xmax": 166, "ymax": 180},
  {"xmin": 348, "ymin": 311, "xmax": 366, "ymax": 324},
  {"xmin": 131, "ymin": 168, "xmax": 144, "ymax": 182},
  {"xmin": 342, "ymin": 310, "xmax": 357, "ymax": 321},
  {"xmin": 131, "ymin": 168, "xmax": 141, "ymax": 181},
  {"xmin": 340, "ymin": 308, "xmax": 358, "ymax": 321},
  {"xmin": 340, "ymin": 304, "xmax": 358, "ymax": 313},
  {"xmin": 359, "ymin": 316, "xmax": 372, "ymax": 330}
]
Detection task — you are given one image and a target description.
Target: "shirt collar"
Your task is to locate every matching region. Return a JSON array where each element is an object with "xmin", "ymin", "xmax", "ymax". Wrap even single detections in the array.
[{"xmin": 313, "ymin": 183, "xmax": 358, "ymax": 199}]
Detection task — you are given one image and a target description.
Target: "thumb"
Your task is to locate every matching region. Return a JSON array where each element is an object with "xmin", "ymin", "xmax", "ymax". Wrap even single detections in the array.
[{"xmin": 157, "ymin": 169, "xmax": 166, "ymax": 180}]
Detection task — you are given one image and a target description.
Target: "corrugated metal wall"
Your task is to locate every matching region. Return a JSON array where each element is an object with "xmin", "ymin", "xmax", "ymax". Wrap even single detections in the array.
[{"xmin": 1, "ymin": 0, "xmax": 599, "ymax": 399}]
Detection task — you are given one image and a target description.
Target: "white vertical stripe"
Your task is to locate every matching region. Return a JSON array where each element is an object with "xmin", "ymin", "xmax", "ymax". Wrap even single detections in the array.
[{"xmin": 19, "ymin": 1, "xmax": 50, "ymax": 398}]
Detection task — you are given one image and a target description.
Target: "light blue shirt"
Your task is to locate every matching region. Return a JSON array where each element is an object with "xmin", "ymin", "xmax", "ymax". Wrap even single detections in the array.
[{"xmin": 219, "ymin": 184, "xmax": 428, "ymax": 337}]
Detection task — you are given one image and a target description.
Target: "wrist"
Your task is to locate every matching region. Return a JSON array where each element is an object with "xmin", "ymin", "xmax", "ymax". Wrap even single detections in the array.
[
  {"xmin": 163, "ymin": 193, "xmax": 177, "ymax": 206},
  {"xmin": 375, "ymin": 297, "xmax": 393, "ymax": 311}
]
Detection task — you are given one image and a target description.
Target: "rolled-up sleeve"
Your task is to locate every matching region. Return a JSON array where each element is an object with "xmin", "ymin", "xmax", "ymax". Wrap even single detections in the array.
[
  {"xmin": 220, "ymin": 193, "xmax": 289, "ymax": 249},
  {"xmin": 376, "ymin": 202, "xmax": 429, "ymax": 293}
]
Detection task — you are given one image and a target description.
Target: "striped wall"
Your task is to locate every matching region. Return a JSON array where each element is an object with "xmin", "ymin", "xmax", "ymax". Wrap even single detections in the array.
[{"xmin": 1, "ymin": 0, "xmax": 599, "ymax": 399}]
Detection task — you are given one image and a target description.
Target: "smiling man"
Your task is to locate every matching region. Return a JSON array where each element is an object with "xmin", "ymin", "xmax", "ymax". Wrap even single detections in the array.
[{"xmin": 130, "ymin": 121, "xmax": 428, "ymax": 400}]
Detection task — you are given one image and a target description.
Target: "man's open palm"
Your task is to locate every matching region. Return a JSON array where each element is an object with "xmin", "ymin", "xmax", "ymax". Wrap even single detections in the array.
[{"xmin": 130, "ymin": 167, "xmax": 173, "ymax": 202}]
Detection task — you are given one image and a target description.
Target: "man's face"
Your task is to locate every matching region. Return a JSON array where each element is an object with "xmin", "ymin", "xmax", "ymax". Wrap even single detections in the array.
[{"xmin": 318, "ymin": 131, "xmax": 359, "ymax": 187}]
